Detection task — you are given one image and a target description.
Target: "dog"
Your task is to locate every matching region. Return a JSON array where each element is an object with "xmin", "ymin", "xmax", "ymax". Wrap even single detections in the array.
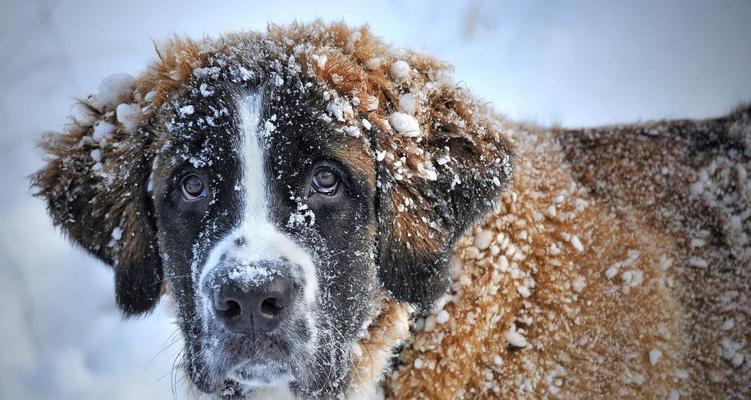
[{"xmin": 32, "ymin": 21, "xmax": 749, "ymax": 399}]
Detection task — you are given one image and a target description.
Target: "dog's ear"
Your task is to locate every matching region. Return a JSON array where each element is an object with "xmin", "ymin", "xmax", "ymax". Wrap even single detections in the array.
[
  {"xmin": 373, "ymin": 85, "xmax": 514, "ymax": 310},
  {"xmin": 278, "ymin": 23, "xmax": 513, "ymax": 309},
  {"xmin": 31, "ymin": 88, "xmax": 163, "ymax": 316}
]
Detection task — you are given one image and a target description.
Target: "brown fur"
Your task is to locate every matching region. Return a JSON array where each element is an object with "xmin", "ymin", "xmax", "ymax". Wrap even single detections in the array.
[
  {"xmin": 31, "ymin": 21, "xmax": 749, "ymax": 398},
  {"xmin": 386, "ymin": 111, "xmax": 750, "ymax": 399}
]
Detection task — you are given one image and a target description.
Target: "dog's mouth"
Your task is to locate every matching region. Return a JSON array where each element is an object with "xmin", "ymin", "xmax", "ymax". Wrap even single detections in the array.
[
  {"xmin": 196, "ymin": 321, "xmax": 311, "ymax": 394},
  {"xmin": 229, "ymin": 359, "xmax": 295, "ymax": 387}
]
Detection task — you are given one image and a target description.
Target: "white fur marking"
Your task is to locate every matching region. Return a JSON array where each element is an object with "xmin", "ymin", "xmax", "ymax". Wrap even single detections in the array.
[
  {"xmin": 192, "ymin": 92, "xmax": 321, "ymax": 393},
  {"xmin": 196, "ymin": 92, "xmax": 318, "ymax": 322}
]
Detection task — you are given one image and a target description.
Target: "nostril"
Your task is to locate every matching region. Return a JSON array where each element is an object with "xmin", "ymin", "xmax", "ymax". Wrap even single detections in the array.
[
  {"xmin": 216, "ymin": 299, "xmax": 242, "ymax": 319},
  {"xmin": 260, "ymin": 297, "xmax": 283, "ymax": 318},
  {"xmin": 210, "ymin": 265, "xmax": 296, "ymax": 333}
]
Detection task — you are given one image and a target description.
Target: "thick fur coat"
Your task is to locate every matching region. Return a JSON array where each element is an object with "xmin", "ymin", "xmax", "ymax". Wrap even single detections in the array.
[{"xmin": 32, "ymin": 21, "xmax": 749, "ymax": 399}]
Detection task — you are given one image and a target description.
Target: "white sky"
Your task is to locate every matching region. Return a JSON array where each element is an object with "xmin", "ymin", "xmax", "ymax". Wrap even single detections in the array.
[{"xmin": 1, "ymin": 0, "xmax": 750, "ymax": 398}]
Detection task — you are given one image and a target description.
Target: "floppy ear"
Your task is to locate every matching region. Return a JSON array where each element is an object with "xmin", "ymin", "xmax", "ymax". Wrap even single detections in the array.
[
  {"xmin": 275, "ymin": 22, "xmax": 514, "ymax": 309},
  {"xmin": 373, "ymin": 86, "xmax": 514, "ymax": 310},
  {"xmin": 31, "ymin": 92, "xmax": 163, "ymax": 316}
]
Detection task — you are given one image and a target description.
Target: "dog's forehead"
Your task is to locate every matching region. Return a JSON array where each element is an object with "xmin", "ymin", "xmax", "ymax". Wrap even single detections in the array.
[{"xmin": 154, "ymin": 75, "xmax": 366, "ymax": 172}]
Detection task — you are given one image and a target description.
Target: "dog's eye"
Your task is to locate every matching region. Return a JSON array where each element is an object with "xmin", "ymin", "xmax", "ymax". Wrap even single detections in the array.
[
  {"xmin": 311, "ymin": 168, "xmax": 339, "ymax": 195},
  {"xmin": 181, "ymin": 174, "xmax": 206, "ymax": 200}
]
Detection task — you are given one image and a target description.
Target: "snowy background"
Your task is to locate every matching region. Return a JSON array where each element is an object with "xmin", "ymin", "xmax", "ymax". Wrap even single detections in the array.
[{"xmin": 1, "ymin": 0, "xmax": 750, "ymax": 398}]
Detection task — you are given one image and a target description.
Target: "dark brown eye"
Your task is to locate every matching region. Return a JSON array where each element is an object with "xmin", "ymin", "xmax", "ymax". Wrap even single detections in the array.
[
  {"xmin": 311, "ymin": 168, "xmax": 339, "ymax": 195},
  {"xmin": 181, "ymin": 174, "xmax": 206, "ymax": 200}
]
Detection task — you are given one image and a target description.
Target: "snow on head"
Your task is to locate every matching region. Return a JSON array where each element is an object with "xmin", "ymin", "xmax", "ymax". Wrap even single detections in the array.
[
  {"xmin": 91, "ymin": 121, "xmax": 115, "ymax": 144},
  {"xmin": 389, "ymin": 112, "xmax": 421, "ymax": 137},
  {"xmin": 311, "ymin": 53, "xmax": 328, "ymax": 69},
  {"xmin": 115, "ymin": 103, "xmax": 141, "ymax": 132},
  {"xmin": 390, "ymin": 60, "xmax": 411, "ymax": 80},
  {"xmin": 365, "ymin": 57, "xmax": 381, "ymax": 70},
  {"xmin": 199, "ymin": 83, "xmax": 215, "ymax": 97},
  {"xmin": 178, "ymin": 105, "xmax": 195, "ymax": 117},
  {"xmin": 97, "ymin": 73, "xmax": 135, "ymax": 107},
  {"xmin": 398, "ymin": 93, "xmax": 417, "ymax": 115}
]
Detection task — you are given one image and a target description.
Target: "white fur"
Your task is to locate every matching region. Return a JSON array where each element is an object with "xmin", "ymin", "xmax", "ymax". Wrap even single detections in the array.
[
  {"xmin": 197, "ymin": 92, "xmax": 317, "ymax": 304},
  {"xmin": 194, "ymin": 92, "xmax": 319, "ymax": 395}
]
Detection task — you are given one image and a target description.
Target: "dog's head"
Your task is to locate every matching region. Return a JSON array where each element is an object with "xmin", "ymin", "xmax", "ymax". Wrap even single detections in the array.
[{"xmin": 32, "ymin": 22, "xmax": 513, "ymax": 397}]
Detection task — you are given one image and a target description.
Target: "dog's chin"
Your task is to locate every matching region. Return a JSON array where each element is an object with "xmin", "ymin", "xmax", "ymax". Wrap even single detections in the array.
[{"xmin": 229, "ymin": 360, "xmax": 295, "ymax": 388}]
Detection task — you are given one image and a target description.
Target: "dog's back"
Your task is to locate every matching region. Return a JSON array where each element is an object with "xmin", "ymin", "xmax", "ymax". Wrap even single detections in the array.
[
  {"xmin": 386, "ymin": 107, "xmax": 750, "ymax": 399},
  {"xmin": 556, "ymin": 106, "xmax": 751, "ymax": 398}
]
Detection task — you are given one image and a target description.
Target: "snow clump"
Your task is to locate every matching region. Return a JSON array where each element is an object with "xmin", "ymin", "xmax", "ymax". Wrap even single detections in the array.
[{"xmin": 389, "ymin": 112, "xmax": 420, "ymax": 137}]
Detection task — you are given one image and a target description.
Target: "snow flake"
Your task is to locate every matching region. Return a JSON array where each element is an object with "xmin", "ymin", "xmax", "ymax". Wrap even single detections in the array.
[
  {"xmin": 572, "ymin": 275, "xmax": 587, "ymax": 293},
  {"xmin": 422, "ymin": 168, "xmax": 438, "ymax": 181},
  {"xmin": 311, "ymin": 54, "xmax": 328, "ymax": 69},
  {"xmin": 389, "ymin": 112, "xmax": 420, "ymax": 137},
  {"xmin": 179, "ymin": 105, "xmax": 195, "ymax": 117},
  {"xmin": 144, "ymin": 90, "xmax": 157, "ymax": 102},
  {"xmin": 474, "ymin": 230, "xmax": 493, "ymax": 250},
  {"xmin": 227, "ymin": 263, "xmax": 273, "ymax": 286},
  {"xmin": 348, "ymin": 31, "xmax": 361, "ymax": 46},
  {"xmin": 517, "ymin": 285, "xmax": 532, "ymax": 298},
  {"xmin": 436, "ymin": 310, "xmax": 449, "ymax": 324},
  {"xmin": 193, "ymin": 66, "xmax": 221, "ymax": 79},
  {"xmin": 344, "ymin": 126, "xmax": 361, "ymax": 138},
  {"xmin": 327, "ymin": 102, "xmax": 344, "ymax": 122},
  {"xmin": 90, "ymin": 149, "xmax": 102, "ymax": 162},
  {"xmin": 424, "ymin": 315, "xmax": 437, "ymax": 332},
  {"xmin": 116, "ymin": 103, "xmax": 141, "ymax": 132},
  {"xmin": 264, "ymin": 120, "xmax": 276, "ymax": 133},
  {"xmin": 97, "ymin": 73, "xmax": 135, "ymax": 107},
  {"xmin": 365, "ymin": 57, "xmax": 381, "ymax": 70},
  {"xmin": 237, "ymin": 66, "xmax": 254, "ymax": 81},
  {"xmin": 199, "ymin": 83, "xmax": 215, "ymax": 97},
  {"xmin": 570, "ymin": 235, "xmax": 584, "ymax": 252},
  {"xmin": 92, "ymin": 121, "xmax": 115, "ymax": 143},
  {"xmin": 506, "ymin": 328, "xmax": 528, "ymax": 348},
  {"xmin": 720, "ymin": 319, "xmax": 735, "ymax": 331},
  {"xmin": 649, "ymin": 349, "xmax": 662, "ymax": 366},
  {"xmin": 288, "ymin": 200, "xmax": 316, "ymax": 228},
  {"xmin": 390, "ymin": 60, "xmax": 411, "ymax": 80},
  {"xmin": 436, "ymin": 155, "xmax": 450, "ymax": 166},
  {"xmin": 688, "ymin": 257, "xmax": 708, "ymax": 268},
  {"xmin": 398, "ymin": 93, "xmax": 417, "ymax": 115}
]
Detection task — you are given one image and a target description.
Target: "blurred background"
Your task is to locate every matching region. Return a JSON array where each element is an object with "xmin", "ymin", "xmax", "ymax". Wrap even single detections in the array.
[{"xmin": 1, "ymin": 0, "xmax": 750, "ymax": 398}]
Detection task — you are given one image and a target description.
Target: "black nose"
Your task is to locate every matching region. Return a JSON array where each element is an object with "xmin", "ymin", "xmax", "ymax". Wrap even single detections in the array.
[{"xmin": 211, "ymin": 262, "xmax": 296, "ymax": 334}]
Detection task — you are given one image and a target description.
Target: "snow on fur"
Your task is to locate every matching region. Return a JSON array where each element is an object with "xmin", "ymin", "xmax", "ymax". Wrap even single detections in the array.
[{"xmin": 31, "ymin": 21, "xmax": 750, "ymax": 400}]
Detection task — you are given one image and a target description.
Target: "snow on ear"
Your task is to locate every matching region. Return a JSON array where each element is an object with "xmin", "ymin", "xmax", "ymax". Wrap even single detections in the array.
[
  {"xmin": 31, "ymin": 74, "xmax": 164, "ymax": 315},
  {"xmin": 278, "ymin": 23, "xmax": 514, "ymax": 309},
  {"xmin": 373, "ymin": 84, "xmax": 514, "ymax": 310}
]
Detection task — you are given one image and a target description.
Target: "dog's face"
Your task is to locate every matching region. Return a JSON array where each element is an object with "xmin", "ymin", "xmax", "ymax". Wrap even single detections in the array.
[
  {"xmin": 32, "ymin": 23, "xmax": 513, "ymax": 398},
  {"xmin": 150, "ymin": 77, "xmax": 379, "ymax": 394}
]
